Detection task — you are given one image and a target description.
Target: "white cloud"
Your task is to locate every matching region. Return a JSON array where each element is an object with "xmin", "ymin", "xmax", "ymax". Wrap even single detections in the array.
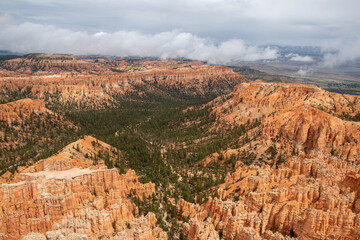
[
  {"xmin": 286, "ymin": 53, "xmax": 313, "ymax": 62},
  {"xmin": 0, "ymin": 16, "xmax": 278, "ymax": 64},
  {"xmin": 296, "ymin": 67, "xmax": 313, "ymax": 76},
  {"xmin": 320, "ymin": 35, "xmax": 360, "ymax": 67}
]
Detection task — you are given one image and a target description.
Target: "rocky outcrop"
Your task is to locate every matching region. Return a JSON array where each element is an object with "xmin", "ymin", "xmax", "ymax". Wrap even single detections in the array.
[
  {"xmin": 21, "ymin": 136, "xmax": 112, "ymax": 173},
  {"xmin": 210, "ymin": 81, "xmax": 360, "ymax": 163},
  {"xmin": 0, "ymin": 98, "xmax": 51, "ymax": 125},
  {"xmin": 262, "ymin": 106, "xmax": 360, "ymax": 162},
  {"xmin": 182, "ymin": 218, "xmax": 219, "ymax": 240},
  {"xmin": 212, "ymin": 81, "xmax": 360, "ymax": 123},
  {"xmin": 0, "ymin": 136, "xmax": 166, "ymax": 240},
  {"xmin": 178, "ymin": 155, "xmax": 360, "ymax": 240},
  {"xmin": 177, "ymin": 82, "xmax": 360, "ymax": 240}
]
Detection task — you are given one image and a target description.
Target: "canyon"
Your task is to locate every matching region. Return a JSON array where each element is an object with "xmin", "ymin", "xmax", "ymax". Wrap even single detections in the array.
[
  {"xmin": 0, "ymin": 54, "xmax": 247, "ymax": 109},
  {"xmin": 0, "ymin": 55, "xmax": 359, "ymax": 239}
]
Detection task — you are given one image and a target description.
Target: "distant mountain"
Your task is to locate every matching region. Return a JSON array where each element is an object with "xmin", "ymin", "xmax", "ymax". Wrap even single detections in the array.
[
  {"xmin": 0, "ymin": 53, "xmax": 105, "ymax": 73},
  {"xmin": 0, "ymin": 50, "xmax": 22, "ymax": 60},
  {"xmin": 228, "ymin": 44, "xmax": 360, "ymax": 95},
  {"xmin": 0, "ymin": 50, "xmax": 13, "ymax": 55},
  {"xmin": 265, "ymin": 45, "xmax": 325, "ymax": 56}
]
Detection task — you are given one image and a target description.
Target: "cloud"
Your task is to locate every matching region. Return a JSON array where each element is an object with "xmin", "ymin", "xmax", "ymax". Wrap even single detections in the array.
[
  {"xmin": 296, "ymin": 67, "xmax": 313, "ymax": 76},
  {"xmin": 2, "ymin": 0, "xmax": 359, "ymax": 46},
  {"xmin": 320, "ymin": 35, "xmax": 360, "ymax": 67},
  {"xmin": 286, "ymin": 53, "xmax": 313, "ymax": 62},
  {"xmin": 0, "ymin": 16, "xmax": 278, "ymax": 64}
]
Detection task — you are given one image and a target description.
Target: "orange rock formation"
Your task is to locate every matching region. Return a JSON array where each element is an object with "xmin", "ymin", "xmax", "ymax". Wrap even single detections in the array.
[
  {"xmin": 177, "ymin": 81, "xmax": 360, "ymax": 240},
  {"xmin": 210, "ymin": 81, "xmax": 360, "ymax": 163},
  {"xmin": 0, "ymin": 57, "xmax": 247, "ymax": 109},
  {"xmin": 178, "ymin": 154, "xmax": 360, "ymax": 239},
  {"xmin": 0, "ymin": 136, "xmax": 167, "ymax": 240},
  {"xmin": 0, "ymin": 99, "xmax": 51, "ymax": 125},
  {"xmin": 0, "ymin": 54, "xmax": 103, "ymax": 74}
]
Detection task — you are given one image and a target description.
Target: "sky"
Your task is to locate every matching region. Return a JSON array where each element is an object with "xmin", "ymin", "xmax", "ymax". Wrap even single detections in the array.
[{"xmin": 0, "ymin": 0, "xmax": 359, "ymax": 65}]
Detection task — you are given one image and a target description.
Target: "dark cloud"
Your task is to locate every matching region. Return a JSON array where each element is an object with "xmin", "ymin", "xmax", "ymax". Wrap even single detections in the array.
[{"xmin": 0, "ymin": 0, "xmax": 359, "ymax": 65}]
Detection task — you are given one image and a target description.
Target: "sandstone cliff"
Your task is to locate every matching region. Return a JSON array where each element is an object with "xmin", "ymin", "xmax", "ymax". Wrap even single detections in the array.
[
  {"xmin": 0, "ymin": 59, "xmax": 247, "ymax": 109},
  {"xmin": 0, "ymin": 136, "xmax": 167, "ymax": 240},
  {"xmin": 210, "ymin": 81, "xmax": 360, "ymax": 163},
  {"xmin": 0, "ymin": 54, "xmax": 103, "ymax": 74}
]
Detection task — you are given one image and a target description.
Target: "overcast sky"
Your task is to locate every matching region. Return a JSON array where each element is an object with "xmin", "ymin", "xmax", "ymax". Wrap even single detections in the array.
[{"xmin": 0, "ymin": 0, "xmax": 359, "ymax": 65}]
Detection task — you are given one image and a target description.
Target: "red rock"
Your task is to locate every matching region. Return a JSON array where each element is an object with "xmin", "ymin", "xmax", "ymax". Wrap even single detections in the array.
[
  {"xmin": 0, "ymin": 136, "xmax": 166, "ymax": 240},
  {"xmin": 0, "ymin": 99, "xmax": 50, "ymax": 125},
  {"xmin": 0, "ymin": 59, "xmax": 247, "ymax": 109},
  {"xmin": 210, "ymin": 81, "xmax": 360, "ymax": 163},
  {"xmin": 177, "ymin": 81, "xmax": 360, "ymax": 239}
]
